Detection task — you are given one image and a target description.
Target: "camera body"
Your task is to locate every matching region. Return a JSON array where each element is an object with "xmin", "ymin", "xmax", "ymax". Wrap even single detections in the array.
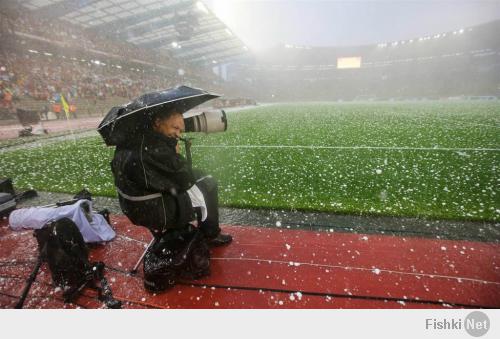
[{"xmin": 184, "ymin": 110, "xmax": 227, "ymax": 133}]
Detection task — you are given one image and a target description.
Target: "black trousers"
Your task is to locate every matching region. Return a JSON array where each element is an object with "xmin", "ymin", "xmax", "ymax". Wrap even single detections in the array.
[
  {"xmin": 192, "ymin": 170, "xmax": 221, "ymax": 239},
  {"xmin": 143, "ymin": 172, "xmax": 220, "ymax": 280},
  {"xmin": 125, "ymin": 169, "xmax": 221, "ymax": 240}
]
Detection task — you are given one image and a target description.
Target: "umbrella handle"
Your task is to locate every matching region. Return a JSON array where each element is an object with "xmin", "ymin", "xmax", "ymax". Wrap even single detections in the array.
[{"xmin": 180, "ymin": 137, "xmax": 193, "ymax": 169}]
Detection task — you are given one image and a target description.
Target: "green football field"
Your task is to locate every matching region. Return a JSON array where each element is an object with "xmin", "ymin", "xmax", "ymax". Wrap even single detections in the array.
[{"xmin": 1, "ymin": 101, "xmax": 499, "ymax": 221}]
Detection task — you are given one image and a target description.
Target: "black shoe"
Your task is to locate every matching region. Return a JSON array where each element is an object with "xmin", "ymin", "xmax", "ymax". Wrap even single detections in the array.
[{"xmin": 207, "ymin": 233, "xmax": 232, "ymax": 247}]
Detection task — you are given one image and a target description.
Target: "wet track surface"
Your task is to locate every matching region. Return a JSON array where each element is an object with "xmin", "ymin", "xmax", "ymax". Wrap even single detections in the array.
[{"xmin": 14, "ymin": 191, "xmax": 500, "ymax": 243}]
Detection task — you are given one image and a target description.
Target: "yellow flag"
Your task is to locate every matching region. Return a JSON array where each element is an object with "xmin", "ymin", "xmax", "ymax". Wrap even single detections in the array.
[{"xmin": 61, "ymin": 94, "xmax": 70, "ymax": 118}]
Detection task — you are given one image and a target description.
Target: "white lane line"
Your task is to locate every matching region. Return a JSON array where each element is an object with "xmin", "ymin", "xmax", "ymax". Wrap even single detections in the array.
[
  {"xmin": 110, "ymin": 236, "xmax": 499, "ymax": 286},
  {"xmin": 194, "ymin": 145, "xmax": 500, "ymax": 152},
  {"xmin": 211, "ymin": 257, "xmax": 500, "ymax": 286},
  {"xmin": 0, "ymin": 127, "xmax": 24, "ymax": 132},
  {"xmin": 116, "ymin": 234, "xmax": 148, "ymax": 244}
]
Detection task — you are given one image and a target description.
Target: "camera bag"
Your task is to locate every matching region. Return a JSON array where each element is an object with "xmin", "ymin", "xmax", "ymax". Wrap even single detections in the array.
[
  {"xmin": 0, "ymin": 178, "xmax": 38, "ymax": 217},
  {"xmin": 34, "ymin": 218, "xmax": 121, "ymax": 308},
  {"xmin": 0, "ymin": 192, "xmax": 16, "ymax": 217},
  {"xmin": 0, "ymin": 178, "xmax": 15, "ymax": 195},
  {"xmin": 143, "ymin": 225, "xmax": 210, "ymax": 292}
]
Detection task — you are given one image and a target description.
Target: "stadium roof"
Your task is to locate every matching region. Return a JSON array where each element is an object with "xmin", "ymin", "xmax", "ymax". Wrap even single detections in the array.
[{"xmin": 19, "ymin": 0, "xmax": 252, "ymax": 66}]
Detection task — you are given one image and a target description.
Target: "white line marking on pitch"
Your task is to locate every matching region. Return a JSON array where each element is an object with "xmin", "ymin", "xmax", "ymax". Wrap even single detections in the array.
[{"xmin": 194, "ymin": 145, "xmax": 500, "ymax": 152}]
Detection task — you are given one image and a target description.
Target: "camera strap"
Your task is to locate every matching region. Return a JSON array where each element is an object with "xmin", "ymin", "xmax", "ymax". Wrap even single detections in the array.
[{"xmin": 116, "ymin": 187, "xmax": 162, "ymax": 201}]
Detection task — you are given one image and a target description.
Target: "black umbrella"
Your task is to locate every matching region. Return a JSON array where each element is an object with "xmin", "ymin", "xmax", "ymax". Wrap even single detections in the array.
[{"xmin": 97, "ymin": 85, "xmax": 219, "ymax": 146}]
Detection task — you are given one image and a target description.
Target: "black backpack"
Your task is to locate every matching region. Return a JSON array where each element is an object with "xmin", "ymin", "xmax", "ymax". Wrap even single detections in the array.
[
  {"xmin": 143, "ymin": 225, "xmax": 210, "ymax": 292},
  {"xmin": 34, "ymin": 218, "xmax": 121, "ymax": 308},
  {"xmin": 0, "ymin": 178, "xmax": 37, "ymax": 217}
]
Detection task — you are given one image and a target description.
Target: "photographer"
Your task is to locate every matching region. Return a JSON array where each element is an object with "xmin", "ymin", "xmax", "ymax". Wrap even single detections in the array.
[{"xmin": 110, "ymin": 108, "xmax": 232, "ymax": 259}]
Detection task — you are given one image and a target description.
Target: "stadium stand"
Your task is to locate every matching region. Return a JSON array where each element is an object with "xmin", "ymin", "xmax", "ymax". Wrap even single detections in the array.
[
  {"xmin": 1, "ymin": 1, "xmax": 498, "ymax": 123},
  {"xmin": 0, "ymin": 1, "xmax": 250, "ymax": 122},
  {"xmin": 228, "ymin": 20, "xmax": 500, "ymax": 101}
]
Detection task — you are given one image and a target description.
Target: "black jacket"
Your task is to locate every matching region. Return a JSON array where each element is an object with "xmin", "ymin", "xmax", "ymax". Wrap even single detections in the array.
[{"xmin": 111, "ymin": 131, "xmax": 195, "ymax": 234}]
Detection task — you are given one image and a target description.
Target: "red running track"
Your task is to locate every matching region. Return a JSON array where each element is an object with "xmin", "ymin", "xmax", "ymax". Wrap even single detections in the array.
[
  {"xmin": 0, "ymin": 117, "xmax": 102, "ymax": 140},
  {"xmin": 0, "ymin": 215, "xmax": 498, "ymax": 308}
]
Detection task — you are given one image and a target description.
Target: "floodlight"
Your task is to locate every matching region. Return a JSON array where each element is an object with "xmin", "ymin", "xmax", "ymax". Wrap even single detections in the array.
[{"xmin": 196, "ymin": 1, "xmax": 209, "ymax": 14}]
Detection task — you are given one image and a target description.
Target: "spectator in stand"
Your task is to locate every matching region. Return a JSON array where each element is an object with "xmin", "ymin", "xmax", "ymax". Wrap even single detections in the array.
[
  {"xmin": 69, "ymin": 102, "xmax": 77, "ymax": 119},
  {"xmin": 0, "ymin": 5, "xmax": 223, "ymax": 114},
  {"xmin": 52, "ymin": 102, "xmax": 62, "ymax": 119},
  {"xmin": 1, "ymin": 86, "xmax": 13, "ymax": 109},
  {"xmin": 40, "ymin": 103, "xmax": 49, "ymax": 120}
]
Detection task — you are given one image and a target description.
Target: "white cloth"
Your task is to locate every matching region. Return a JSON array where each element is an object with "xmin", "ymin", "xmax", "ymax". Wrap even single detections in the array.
[
  {"xmin": 8, "ymin": 199, "xmax": 115, "ymax": 243},
  {"xmin": 187, "ymin": 184, "xmax": 207, "ymax": 221}
]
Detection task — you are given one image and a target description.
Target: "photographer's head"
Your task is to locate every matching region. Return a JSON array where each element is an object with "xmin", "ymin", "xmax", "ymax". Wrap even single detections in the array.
[{"xmin": 152, "ymin": 110, "xmax": 184, "ymax": 140}]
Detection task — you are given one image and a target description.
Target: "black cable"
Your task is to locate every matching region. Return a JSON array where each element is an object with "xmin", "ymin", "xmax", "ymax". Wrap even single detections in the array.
[
  {"xmin": 0, "ymin": 272, "xmax": 152, "ymax": 309},
  {"xmin": 0, "ymin": 276, "xmax": 89, "ymax": 309},
  {"xmin": 0, "ymin": 259, "xmax": 38, "ymax": 267},
  {"xmin": 176, "ymin": 281, "xmax": 491, "ymax": 309},
  {"xmin": 0, "ymin": 273, "xmax": 157, "ymax": 309}
]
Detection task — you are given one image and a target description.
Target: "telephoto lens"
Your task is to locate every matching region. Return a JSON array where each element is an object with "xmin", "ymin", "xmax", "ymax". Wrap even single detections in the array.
[{"xmin": 184, "ymin": 110, "xmax": 227, "ymax": 133}]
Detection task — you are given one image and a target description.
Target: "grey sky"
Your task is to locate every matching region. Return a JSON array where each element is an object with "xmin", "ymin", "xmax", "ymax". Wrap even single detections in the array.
[{"xmin": 204, "ymin": 0, "xmax": 500, "ymax": 51}]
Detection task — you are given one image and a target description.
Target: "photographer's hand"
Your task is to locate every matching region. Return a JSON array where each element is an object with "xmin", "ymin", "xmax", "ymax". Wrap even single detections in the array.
[{"xmin": 176, "ymin": 140, "xmax": 181, "ymax": 154}]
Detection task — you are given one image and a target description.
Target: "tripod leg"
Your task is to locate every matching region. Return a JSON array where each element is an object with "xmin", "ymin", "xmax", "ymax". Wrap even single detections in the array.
[
  {"xmin": 62, "ymin": 280, "xmax": 89, "ymax": 304},
  {"xmin": 15, "ymin": 257, "xmax": 43, "ymax": 309},
  {"xmin": 93, "ymin": 263, "xmax": 122, "ymax": 309},
  {"xmin": 130, "ymin": 238, "xmax": 155, "ymax": 275}
]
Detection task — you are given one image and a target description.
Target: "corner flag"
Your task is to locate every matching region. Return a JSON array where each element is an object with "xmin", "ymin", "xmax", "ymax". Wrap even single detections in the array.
[{"xmin": 61, "ymin": 94, "xmax": 70, "ymax": 119}]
